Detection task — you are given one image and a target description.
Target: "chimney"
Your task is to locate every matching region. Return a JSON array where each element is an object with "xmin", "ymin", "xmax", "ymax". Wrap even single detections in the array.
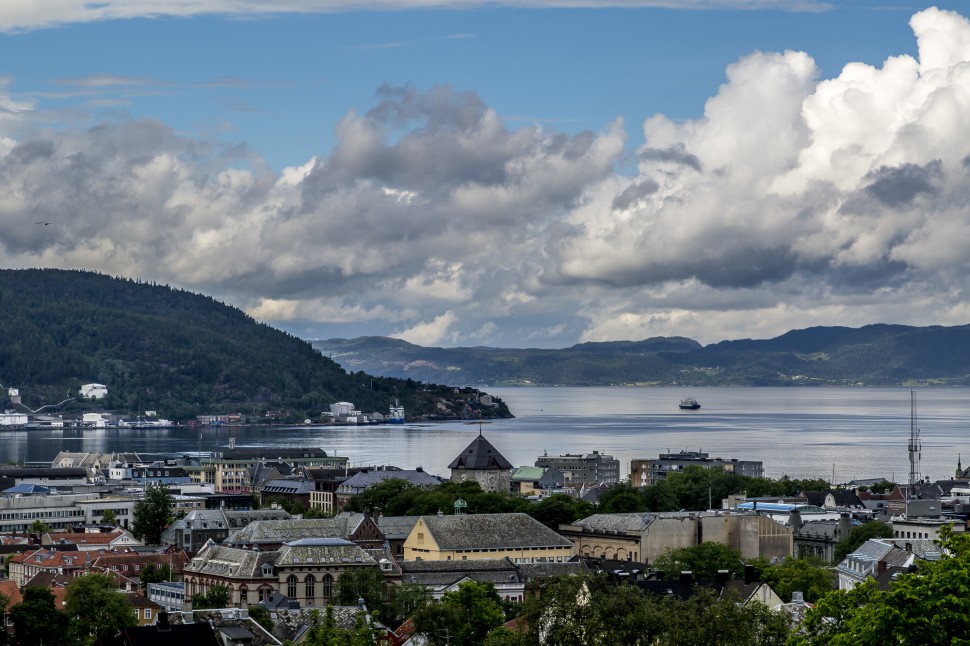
[
  {"xmin": 679, "ymin": 571, "xmax": 693, "ymax": 584},
  {"xmin": 715, "ymin": 569, "xmax": 729, "ymax": 585},
  {"xmin": 837, "ymin": 512, "xmax": 852, "ymax": 539},
  {"xmin": 156, "ymin": 610, "xmax": 171, "ymax": 632},
  {"xmin": 877, "ymin": 560, "xmax": 887, "ymax": 574},
  {"xmin": 788, "ymin": 508, "xmax": 803, "ymax": 531},
  {"xmin": 744, "ymin": 564, "xmax": 756, "ymax": 584}
]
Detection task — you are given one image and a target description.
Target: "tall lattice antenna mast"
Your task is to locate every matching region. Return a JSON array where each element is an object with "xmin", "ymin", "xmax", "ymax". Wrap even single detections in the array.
[{"xmin": 908, "ymin": 390, "xmax": 921, "ymax": 497}]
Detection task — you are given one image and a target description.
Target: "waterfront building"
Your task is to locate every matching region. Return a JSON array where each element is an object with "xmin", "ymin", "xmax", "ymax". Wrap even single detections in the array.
[
  {"xmin": 79, "ymin": 383, "xmax": 108, "ymax": 399},
  {"xmin": 535, "ymin": 451, "xmax": 619, "ymax": 487},
  {"xmin": 403, "ymin": 512, "xmax": 573, "ymax": 563},
  {"xmin": 448, "ymin": 434, "xmax": 513, "ymax": 493},
  {"xmin": 559, "ymin": 510, "xmax": 792, "ymax": 564},
  {"xmin": 630, "ymin": 451, "xmax": 764, "ymax": 487}
]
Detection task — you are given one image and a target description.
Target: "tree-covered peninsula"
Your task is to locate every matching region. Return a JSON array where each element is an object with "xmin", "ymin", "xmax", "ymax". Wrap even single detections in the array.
[{"xmin": 0, "ymin": 268, "xmax": 510, "ymax": 421}]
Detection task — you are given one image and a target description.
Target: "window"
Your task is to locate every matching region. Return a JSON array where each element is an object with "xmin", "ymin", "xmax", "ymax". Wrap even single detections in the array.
[
  {"xmin": 239, "ymin": 585, "xmax": 248, "ymax": 604},
  {"xmin": 287, "ymin": 575, "xmax": 297, "ymax": 598},
  {"xmin": 144, "ymin": 609, "xmax": 152, "ymax": 620},
  {"xmin": 305, "ymin": 575, "xmax": 315, "ymax": 601},
  {"xmin": 322, "ymin": 574, "xmax": 333, "ymax": 598}
]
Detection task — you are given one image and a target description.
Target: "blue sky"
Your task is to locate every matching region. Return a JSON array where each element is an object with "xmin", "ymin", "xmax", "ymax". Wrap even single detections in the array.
[{"xmin": 3, "ymin": 1, "xmax": 970, "ymax": 348}]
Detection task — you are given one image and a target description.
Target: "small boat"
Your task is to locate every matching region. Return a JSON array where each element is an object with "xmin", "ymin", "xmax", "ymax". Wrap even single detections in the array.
[{"xmin": 679, "ymin": 397, "xmax": 701, "ymax": 410}]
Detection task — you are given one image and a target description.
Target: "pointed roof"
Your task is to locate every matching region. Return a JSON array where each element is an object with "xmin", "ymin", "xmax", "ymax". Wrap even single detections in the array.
[{"xmin": 448, "ymin": 434, "xmax": 512, "ymax": 470}]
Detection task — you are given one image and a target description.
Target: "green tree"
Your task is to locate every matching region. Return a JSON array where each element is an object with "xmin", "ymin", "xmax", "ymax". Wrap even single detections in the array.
[
  {"xmin": 758, "ymin": 557, "xmax": 834, "ymax": 603},
  {"xmin": 100, "ymin": 509, "xmax": 117, "ymax": 526},
  {"xmin": 345, "ymin": 478, "xmax": 418, "ymax": 515},
  {"xmin": 65, "ymin": 572, "xmax": 136, "ymax": 645},
  {"xmin": 794, "ymin": 525, "xmax": 970, "ymax": 645},
  {"xmin": 31, "ymin": 519, "xmax": 51, "ymax": 535},
  {"xmin": 834, "ymin": 521, "xmax": 894, "ymax": 561},
  {"xmin": 334, "ymin": 566, "xmax": 387, "ymax": 617},
  {"xmin": 191, "ymin": 584, "xmax": 231, "ymax": 610},
  {"xmin": 138, "ymin": 562, "xmax": 173, "ymax": 590},
  {"xmin": 597, "ymin": 483, "xmax": 648, "ymax": 513},
  {"xmin": 385, "ymin": 582, "xmax": 433, "ymax": 627},
  {"xmin": 132, "ymin": 484, "xmax": 174, "ymax": 544},
  {"xmin": 413, "ymin": 581, "xmax": 506, "ymax": 646},
  {"xmin": 652, "ymin": 542, "xmax": 745, "ymax": 580},
  {"xmin": 11, "ymin": 587, "xmax": 77, "ymax": 646},
  {"xmin": 528, "ymin": 494, "xmax": 596, "ymax": 530},
  {"xmin": 303, "ymin": 605, "xmax": 345, "ymax": 646},
  {"xmin": 248, "ymin": 605, "xmax": 274, "ymax": 633}
]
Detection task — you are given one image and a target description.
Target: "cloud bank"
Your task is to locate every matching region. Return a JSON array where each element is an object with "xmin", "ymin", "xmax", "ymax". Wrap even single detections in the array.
[
  {"xmin": 2, "ymin": 8, "xmax": 970, "ymax": 347},
  {"xmin": 0, "ymin": 1, "xmax": 829, "ymax": 33}
]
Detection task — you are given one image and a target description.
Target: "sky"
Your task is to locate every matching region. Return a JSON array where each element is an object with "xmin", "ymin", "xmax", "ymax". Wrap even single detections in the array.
[{"xmin": 3, "ymin": 1, "xmax": 970, "ymax": 349}]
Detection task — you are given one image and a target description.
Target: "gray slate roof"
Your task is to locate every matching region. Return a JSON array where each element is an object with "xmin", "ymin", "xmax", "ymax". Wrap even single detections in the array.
[
  {"xmin": 571, "ymin": 513, "xmax": 653, "ymax": 533},
  {"xmin": 400, "ymin": 557, "xmax": 521, "ymax": 586},
  {"xmin": 223, "ymin": 518, "xmax": 354, "ymax": 545},
  {"xmin": 376, "ymin": 515, "xmax": 420, "ymax": 540},
  {"xmin": 421, "ymin": 513, "xmax": 572, "ymax": 550},
  {"xmin": 448, "ymin": 435, "xmax": 513, "ymax": 470},
  {"xmin": 336, "ymin": 469, "xmax": 441, "ymax": 494}
]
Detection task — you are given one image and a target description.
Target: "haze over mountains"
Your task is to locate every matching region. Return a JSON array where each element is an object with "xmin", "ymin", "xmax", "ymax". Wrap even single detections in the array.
[{"xmin": 313, "ymin": 324, "xmax": 970, "ymax": 387}]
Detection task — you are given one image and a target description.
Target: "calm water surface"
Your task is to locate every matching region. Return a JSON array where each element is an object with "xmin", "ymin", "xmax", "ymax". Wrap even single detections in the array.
[{"xmin": 3, "ymin": 387, "xmax": 968, "ymax": 483}]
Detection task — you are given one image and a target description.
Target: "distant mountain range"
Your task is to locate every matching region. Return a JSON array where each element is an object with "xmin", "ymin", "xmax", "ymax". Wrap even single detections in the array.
[{"xmin": 312, "ymin": 324, "xmax": 970, "ymax": 386}]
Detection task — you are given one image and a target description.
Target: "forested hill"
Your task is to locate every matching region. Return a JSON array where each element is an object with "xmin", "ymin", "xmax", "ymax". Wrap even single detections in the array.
[
  {"xmin": 313, "ymin": 324, "xmax": 970, "ymax": 386},
  {"xmin": 0, "ymin": 269, "xmax": 510, "ymax": 421}
]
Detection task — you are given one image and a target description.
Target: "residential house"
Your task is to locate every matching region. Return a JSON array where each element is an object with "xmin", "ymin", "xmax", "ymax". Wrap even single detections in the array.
[
  {"xmin": 403, "ymin": 512, "xmax": 574, "ymax": 563},
  {"xmin": 836, "ymin": 538, "xmax": 926, "ymax": 590},
  {"xmin": 334, "ymin": 468, "xmax": 442, "ymax": 510},
  {"xmin": 399, "ymin": 558, "xmax": 526, "ymax": 602},
  {"xmin": 42, "ymin": 527, "xmax": 142, "ymax": 551},
  {"xmin": 125, "ymin": 592, "xmax": 163, "ymax": 626},
  {"xmin": 510, "ymin": 467, "xmax": 565, "ymax": 496},
  {"xmin": 259, "ymin": 479, "xmax": 315, "ymax": 509},
  {"xmin": 9, "ymin": 546, "xmax": 189, "ymax": 587}
]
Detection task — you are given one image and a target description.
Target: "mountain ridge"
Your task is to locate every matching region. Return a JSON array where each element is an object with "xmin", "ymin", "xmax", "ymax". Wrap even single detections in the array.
[{"xmin": 312, "ymin": 324, "xmax": 970, "ymax": 386}]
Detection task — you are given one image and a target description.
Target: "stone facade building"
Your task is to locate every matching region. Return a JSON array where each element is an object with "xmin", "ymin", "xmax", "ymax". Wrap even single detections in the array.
[
  {"xmin": 558, "ymin": 511, "xmax": 792, "ymax": 564},
  {"xmin": 448, "ymin": 434, "xmax": 512, "ymax": 493},
  {"xmin": 183, "ymin": 537, "xmax": 378, "ymax": 609}
]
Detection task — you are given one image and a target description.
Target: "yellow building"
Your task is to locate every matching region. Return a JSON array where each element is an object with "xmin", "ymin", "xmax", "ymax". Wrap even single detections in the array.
[{"xmin": 404, "ymin": 512, "xmax": 574, "ymax": 563}]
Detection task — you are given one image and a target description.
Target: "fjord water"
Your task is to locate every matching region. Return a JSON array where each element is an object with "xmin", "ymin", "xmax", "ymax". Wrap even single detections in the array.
[{"xmin": 3, "ymin": 387, "xmax": 968, "ymax": 483}]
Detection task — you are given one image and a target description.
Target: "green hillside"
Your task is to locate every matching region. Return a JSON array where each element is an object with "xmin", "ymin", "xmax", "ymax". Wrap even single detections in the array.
[
  {"xmin": 0, "ymin": 269, "xmax": 510, "ymax": 421},
  {"xmin": 314, "ymin": 325, "xmax": 970, "ymax": 386}
]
